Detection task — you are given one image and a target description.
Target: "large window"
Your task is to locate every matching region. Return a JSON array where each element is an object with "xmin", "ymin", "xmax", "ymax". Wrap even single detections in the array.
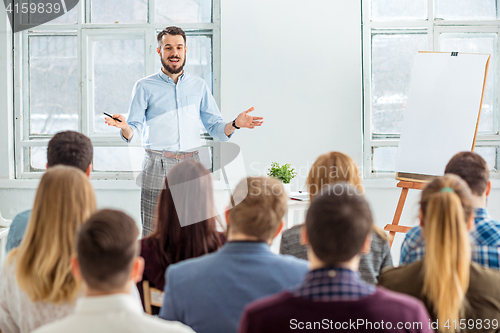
[
  {"xmin": 363, "ymin": 0, "xmax": 500, "ymax": 178},
  {"xmin": 14, "ymin": 0, "xmax": 220, "ymax": 179}
]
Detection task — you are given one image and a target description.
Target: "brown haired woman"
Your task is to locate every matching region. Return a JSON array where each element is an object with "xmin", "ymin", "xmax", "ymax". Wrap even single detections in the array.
[
  {"xmin": 280, "ymin": 151, "xmax": 392, "ymax": 284},
  {"xmin": 0, "ymin": 166, "xmax": 97, "ymax": 333},
  {"xmin": 137, "ymin": 159, "xmax": 224, "ymax": 314},
  {"xmin": 379, "ymin": 174, "xmax": 500, "ymax": 333}
]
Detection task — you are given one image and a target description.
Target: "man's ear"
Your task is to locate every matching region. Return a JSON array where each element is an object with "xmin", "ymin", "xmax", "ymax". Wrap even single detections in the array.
[
  {"xmin": 224, "ymin": 207, "xmax": 231, "ymax": 227},
  {"xmin": 361, "ymin": 233, "xmax": 372, "ymax": 255},
  {"xmin": 467, "ymin": 213, "xmax": 474, "ymax": 231},
  {"xmin": 131, "ymin": 257, "xmax": 145, "ymax": 283},
  {"xmin": 70, "ymin": 255, "xmax": 82, "ymax": 280},
  {"xmin": 273, "ymin": 220, "xmax": 284, "ymax": 239},
  {"xmin": 419, "ymin": 210, "xmax": 424, "ymax": 228},
  {"xmin": 85, "ymin": 164, "xmax": 92, "ymax": 178},
  {"xmin": 485, "ymin": 181, "xmax": 491, "ymax": 197},
  {"xmin": 300, "ymin": 225, "xmax": 309, "ymax": 246},
  {"xmin": 157, "ymin": 46, "xmax": 161, "ymax": 56},
  {"xmin": 46, "ymin": 163, "xmax": 48, "ymax": 170}
]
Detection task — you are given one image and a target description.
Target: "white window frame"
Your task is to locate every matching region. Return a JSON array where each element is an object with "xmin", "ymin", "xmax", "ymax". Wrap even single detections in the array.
[
  {"xmin": 362, "ymin": 0, "xmax": 500, "ymax": 179},
  {"xmin": 14, "ymin": 0, "xmax": 221, "ymax": 179}
]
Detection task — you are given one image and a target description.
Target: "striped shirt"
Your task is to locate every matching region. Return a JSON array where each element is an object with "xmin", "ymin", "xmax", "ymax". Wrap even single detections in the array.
[
  {"xmin": 400, "ymin": 208, "xmax": 500, "ymax": 269},
  {"xmin": 292, "ymin": 267, "xmax": 375, "ymax": 301}
]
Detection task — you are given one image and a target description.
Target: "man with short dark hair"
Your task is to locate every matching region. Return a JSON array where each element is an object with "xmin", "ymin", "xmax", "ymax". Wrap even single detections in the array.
[
  {"xmin": 6, "ymin": 131, "xmax": 93, "ymax": 252},
  {"xmin": 400, "ymin": 151, "xmax": 500, "ymax": 269},
  {"xmin": 238, "ymin": 184, "xmax": 432, "ymax": 333},
  {"xmin": 33, "ymin": 209, "xmax": 194, "ymax": 333},
  {"xmin": 159, "ymin": 177, "xmax": 309, "ymax": 333},
  {"xmin": 105, "ymin": 26, "xmax": 264, "ymax": 236}
]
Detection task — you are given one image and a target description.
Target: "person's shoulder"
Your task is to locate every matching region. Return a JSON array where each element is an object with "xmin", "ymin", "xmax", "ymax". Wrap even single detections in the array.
[
  {"xmin": 10, "ymin": 209, "xmax": 31, "ymax": 228},
  {"xmin": 167, "ymin": 249, "xmax": 221, "ymax": 276},
  {"xmin": 373, "ymin": 287, "xmax": 429, "ymax": 316},
  {"xmin": 135, "ymin": 72, "xmax": 163, "ymax": 87},
  {"xmin": 31, "ymin": 315, "xmax": 75, "ymax": 333},
  {"xmin": 405, "ymin": 225, "xmax": 422, "ymax": 238},
  {"xmin": 378, "ymin": 261, "xmax": 423, "ymax": 288},
  {"xmin": 282, "ymin": 224, "xmax": 302, "ymax": 240},
  {"xmin": 138, "ymin": 313, "xmax": 195, "ymax": 332},
  {"xmin": 243, "ymin": 291, "xmax": 293, "ymax": 317},
  {"xmin": 470, "ymin": 261, "xmax": 500, "ymax": 287}
]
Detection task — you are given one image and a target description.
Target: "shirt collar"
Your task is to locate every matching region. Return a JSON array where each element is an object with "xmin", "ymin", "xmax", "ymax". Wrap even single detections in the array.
[
  {"xmin": 219, "ymin": 241, "xmax": 271, "ymax": 254},
  {"xmin": 158, "ymin": 68, "xmax": 186, "ymax": 83},
  {"xmin": 474, "ymin": 207, "xmax": 489, "ymax": 221},
  {"xmin": 75, "ymin": 294, "xmax": 143, "ymax": 315}
]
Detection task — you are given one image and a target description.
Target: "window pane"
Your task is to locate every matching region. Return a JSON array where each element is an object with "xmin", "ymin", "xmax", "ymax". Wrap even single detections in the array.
[
  {"xmin": 156, "ymin": 0, "xmax": 211, "ymax": 23},
  {"xmin": 29, "ymin": 36, "xmax": 78, "ymax": 135},
  {"xmin": 93, "ymin": 147, "xmax": 145, "ymax": 172},
  {"xmin": 30, "ymin": 147, "xmax": 47, "ymax": 171},
  {"xmin": 372, "ymin": 147, "xmax": 398, "ymax": 172},
  {"xmin": 91, "ymin": 0, "xmax": 148, "ymax": 23},
  {"xmin": 27, "ymin": 0, "xmax": 78, "ymax": 25},
  {"xmin": 93, "ymin": 39, "xmax": 144, "ymax": 133},
  {"xmin": 475, "ymin": 147, "xmax": 498, "ymax": 172},
  {"xmin": 440, "ymin": 33, "xmax": 497, "ymax": 134},
  {"xmin": 371, "ymin": 33, "xmax": 428, "ymax": 134},
  {"xmin": 371, "ymin": 0, "xmax": 426, "ymax": 21},
  {"xmin": 436, "ymin": 0, "xmax": 496, "ymax": 20}
]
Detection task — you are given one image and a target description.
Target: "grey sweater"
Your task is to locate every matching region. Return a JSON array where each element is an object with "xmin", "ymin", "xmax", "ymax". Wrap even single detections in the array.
[{"xmin": 279, "ymin": 225, "xmax": 393, "ymax": 284}]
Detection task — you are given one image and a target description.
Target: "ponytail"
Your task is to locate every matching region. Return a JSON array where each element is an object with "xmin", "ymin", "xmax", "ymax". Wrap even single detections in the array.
[{"xmin": 420, "ymin": 175, "xmax": 473, "ymax": 333}]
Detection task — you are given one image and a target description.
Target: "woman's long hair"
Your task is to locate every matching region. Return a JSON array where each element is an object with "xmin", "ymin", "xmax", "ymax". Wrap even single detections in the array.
[
  {"xmin": 306, "ymin": 151, "xmax": 385, "ymax": 238},
  {"xmin": 8, "ymin": 166, "xmax": 96, "ymax": 304},
  {"xmin": 421, "ymin": 175, "xmax": 473, "ymax": 332},
  {"xmin": 146, "ymin": 160, "xmax": 223, "ymax": 271}
]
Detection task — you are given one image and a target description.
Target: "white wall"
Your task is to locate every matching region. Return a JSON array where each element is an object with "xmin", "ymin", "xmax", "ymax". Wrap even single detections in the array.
[{"xmin": 1, "ymin": 0, "xmax": 500, "ymax": 263}]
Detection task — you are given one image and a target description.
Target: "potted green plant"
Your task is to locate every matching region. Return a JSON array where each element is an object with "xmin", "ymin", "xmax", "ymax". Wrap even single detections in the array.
[{"xmin": 267, "ymin": 162, "xmax": 297, "ymax": 194}]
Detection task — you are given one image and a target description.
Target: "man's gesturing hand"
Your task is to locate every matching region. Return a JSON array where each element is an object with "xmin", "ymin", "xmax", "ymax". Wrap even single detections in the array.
[
  {"xmin": 105, "ymin": 113, "xmax": 134, "ymax": 140},
  {"xmin": 235, "ymin": 107, "xmax": 263, "ymax": 129}
]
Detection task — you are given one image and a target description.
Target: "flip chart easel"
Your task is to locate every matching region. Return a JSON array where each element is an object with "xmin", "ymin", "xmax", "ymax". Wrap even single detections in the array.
[{"xmin": 384, "ymin": 51, "xmax": 490, "ymax": 247}]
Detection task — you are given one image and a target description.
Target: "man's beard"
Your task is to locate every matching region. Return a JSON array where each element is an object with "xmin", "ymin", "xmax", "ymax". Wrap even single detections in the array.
[{"xmin": 161, "ymin": 56, "xmax": 186, "ymax": 74}]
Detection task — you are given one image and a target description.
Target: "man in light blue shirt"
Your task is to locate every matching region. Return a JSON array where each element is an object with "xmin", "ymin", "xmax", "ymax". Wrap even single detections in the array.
[{"xmin": 105, "ymin": 26, "xmax": 263, "ymax": 235}]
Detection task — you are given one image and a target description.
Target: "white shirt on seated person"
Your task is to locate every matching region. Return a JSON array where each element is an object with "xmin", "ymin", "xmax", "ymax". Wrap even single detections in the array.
[{"xmin": 32, "ymin": 255, "xmax": 194, "ymax": 333}]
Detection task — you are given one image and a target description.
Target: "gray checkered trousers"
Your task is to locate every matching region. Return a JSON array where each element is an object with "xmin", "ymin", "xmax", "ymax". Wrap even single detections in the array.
[{"xmin": 140, "ymin": 150, "xmax": 200, "ymax": 237}]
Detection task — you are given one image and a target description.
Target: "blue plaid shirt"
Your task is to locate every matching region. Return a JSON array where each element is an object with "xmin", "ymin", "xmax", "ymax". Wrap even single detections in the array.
[
  {"xmin": 400, "ymin": 208, "xmax": 500, "ymax": 269},
  {"xmin": 293, "ymin": 267, "xmax": 375, "ymax": 301}
]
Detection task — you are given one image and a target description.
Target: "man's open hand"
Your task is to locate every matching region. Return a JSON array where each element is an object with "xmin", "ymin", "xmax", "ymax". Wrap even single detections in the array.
[{"xmin": 235, "ymin": 107, "xmax": 263, "ymax": 129}]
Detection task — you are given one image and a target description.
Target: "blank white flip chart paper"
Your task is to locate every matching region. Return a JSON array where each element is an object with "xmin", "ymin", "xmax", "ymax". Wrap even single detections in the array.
[{"xmin": 395, "ymin": 52, "xmax": 490, "ymax": 176}]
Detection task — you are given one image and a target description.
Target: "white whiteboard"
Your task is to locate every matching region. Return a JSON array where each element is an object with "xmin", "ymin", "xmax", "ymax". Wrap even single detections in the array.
[{"xmin": 395, "ymin": 52, "xmax": 490, "ymax": 176}]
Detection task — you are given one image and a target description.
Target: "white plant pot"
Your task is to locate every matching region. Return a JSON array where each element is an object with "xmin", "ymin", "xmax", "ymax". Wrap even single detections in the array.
[{"xmin": 282, "ymin": 183, "xmax": 291, "ymax": 194}]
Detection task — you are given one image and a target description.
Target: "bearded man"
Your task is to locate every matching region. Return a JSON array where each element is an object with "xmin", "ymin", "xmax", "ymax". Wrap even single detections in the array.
[{"xmin": 105, "ymin": 26, "xmax": 263, "ymax": 236}]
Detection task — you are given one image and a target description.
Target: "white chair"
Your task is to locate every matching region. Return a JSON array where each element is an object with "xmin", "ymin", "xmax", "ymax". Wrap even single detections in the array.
[{"xmin": 0, "ymin": 210, "xmax": 12, "ymax": 265}]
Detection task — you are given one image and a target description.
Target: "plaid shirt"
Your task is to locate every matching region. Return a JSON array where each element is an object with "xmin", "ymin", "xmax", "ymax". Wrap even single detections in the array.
[
  {"xmin": 400, "ymin": 208, "xmax": 500, "ymax": 270},
  {"xmin": 292, "ymin": 267, "xmax": 375, "ymax": 301}
]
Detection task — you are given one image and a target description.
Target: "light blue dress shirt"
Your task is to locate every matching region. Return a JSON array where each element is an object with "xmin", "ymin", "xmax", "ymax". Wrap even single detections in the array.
[{"xmin": 121, "ymin": 70, "xmax": 231, "ymax": 151}]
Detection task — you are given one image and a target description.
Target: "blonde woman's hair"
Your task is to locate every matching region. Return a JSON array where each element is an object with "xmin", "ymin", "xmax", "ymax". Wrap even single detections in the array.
[
  {"xmin": 421, "ymin": 174, "xmax": 473, "ymax": 332},
  {"xmin": 305, "ymin": 152, "xmax": 386, "ymax": 239},
  {"xmin": 8, "ymin": 166, "xmax": 96, "ymax": 304}
]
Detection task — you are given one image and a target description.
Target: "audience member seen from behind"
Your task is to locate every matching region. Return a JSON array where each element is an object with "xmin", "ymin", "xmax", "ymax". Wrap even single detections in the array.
[
  {"xmin": 137, "ymin": 160, "xmax": 224, "ymax": 314},
  {"xmin": 280, "ymin": 151, "xmax": 392, "ymax": 283},
  {"xmin": 33, "ymin": 209, "xmax": 194, "ymax": 333},
  {"xmin": 379, "ymin": 175, "xmax": 500, "ymax": 332},
  {"xmin": 160, "ymin": 177, "xmax": 309, "ymax": 333},
  {"xmin": 6, "ymin": 131, "xmax": 93, "ymax": 252},
  {"xmin": 0, "ymin": 166, "xmax": 97, "ymax": 333},
  {"xmin": 400, "ymin": 151, "xmax": 500, "ymax": 269},
  {"xmin": 239, "ymin": 183, "xmax": 432, "ymax": 333}
]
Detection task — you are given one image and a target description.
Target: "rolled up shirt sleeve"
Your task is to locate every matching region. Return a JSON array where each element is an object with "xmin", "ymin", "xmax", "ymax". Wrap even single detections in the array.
[
  {"xmin": 121, "ymin": 82, "xmax": 148, "ymax": 144},
  {"xmin": 200, "ymin": 82, "xmax": 232, "ymax": 141}
]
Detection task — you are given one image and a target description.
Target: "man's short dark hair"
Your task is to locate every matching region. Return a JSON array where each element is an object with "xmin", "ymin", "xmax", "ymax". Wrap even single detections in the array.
[
  {"xmin": 445, "ymin": 151, "xmax": 489, "ymax": 196},
  {"xmin": 157, "ymin": 26, "xmax": 187, "ymax": 46},
  {"xmin": 47, "ymin": 131, "xmax": 93, "ymax": 173},
  {"xmin": 306, "ymin": 183, "xmax": 373, "ymax": 265},
  {"xmin": 77, "ymin": 209, "xmax": 139, "ymax": 292}
]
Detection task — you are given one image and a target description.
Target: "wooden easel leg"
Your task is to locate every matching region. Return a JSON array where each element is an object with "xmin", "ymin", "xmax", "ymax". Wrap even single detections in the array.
[{"xmin": 388, "ymin": 187, "xmax": 409, "ymax": 248}]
